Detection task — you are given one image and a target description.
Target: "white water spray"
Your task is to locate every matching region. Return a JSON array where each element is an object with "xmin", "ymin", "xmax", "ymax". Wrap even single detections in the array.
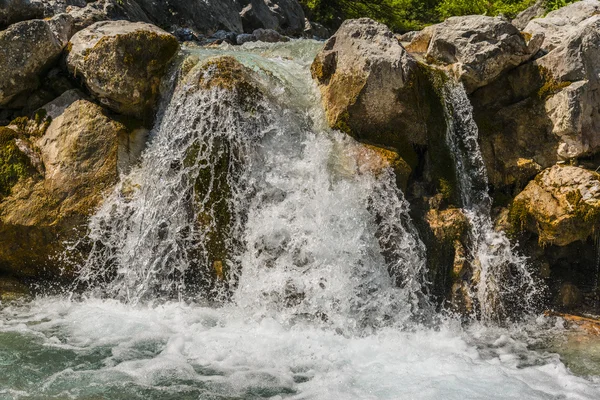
[{"xmin": 75, "ymin": 41, "xmax": 428, "ymax": 332}]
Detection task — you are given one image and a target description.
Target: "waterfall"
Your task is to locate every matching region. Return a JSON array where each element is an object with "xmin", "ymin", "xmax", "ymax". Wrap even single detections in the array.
[
  {"xmin": 440, "ymin": 81, "xmax": 542, "ymax": 321},
  {"xmin": 74, "ymin": 42, "xmax": 429, "ymax": 333}
]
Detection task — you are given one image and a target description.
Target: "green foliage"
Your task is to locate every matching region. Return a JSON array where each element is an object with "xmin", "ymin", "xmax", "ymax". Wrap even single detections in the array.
[{"xmin": 300, "ymin": 0, "xmax": 574, "ymax": 32}]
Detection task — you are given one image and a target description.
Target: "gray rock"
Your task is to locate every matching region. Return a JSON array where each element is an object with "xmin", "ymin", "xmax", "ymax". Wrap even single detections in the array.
[
  {"xmin": 512, "ymin": 0, "xmax": 546, "ymax": 30},
  {"xmin": 240, "ymin": 0, "xmax": 279, "ymax": 32},
  {"xmin": 239, "ymin": 0, "xmax": 305, "ymax": 35},
  {"xmin": 252, "ymin": 28, "xmax": 288, "ymax": 42},
  {"xmin": 0, "ymin": 0, "xmax": 45, "ymax": 29},
  {"xmin": 66, "ymin": 21, "xmax": 179, "ymax": 120},
  {"xmin": 236, "ymin": 33, "xmax": 256, "ymax": 45},
  {"xmin": 398, "ymin": 30, "xmax": 419, "ymax": 43},
  {"xmin": 412, "ymin": 16, "xmax": 542, "ymax": 92},
  {"xmin": 0, "ymin": 14, "xmax": 73, "ymax": 105},
  {"xmin": 304, "ymin": 19, "xmax": 329, "ymax": 39},
  {"xmin": 311, "ymin": 18, "xmax": 428, "ymax": 157},
  {"xmin": 212, "ymin": 30, "xmax": 237, "ymax": 43},
  {"xmin": 536, "ymin": 16, "xmax": 600, "ymax": 160}
]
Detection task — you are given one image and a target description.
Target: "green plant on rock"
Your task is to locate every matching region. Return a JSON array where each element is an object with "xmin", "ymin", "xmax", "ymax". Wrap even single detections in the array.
[{"xmin": 0, "ymin": 127, "xmax": 35, "ymax": 199}]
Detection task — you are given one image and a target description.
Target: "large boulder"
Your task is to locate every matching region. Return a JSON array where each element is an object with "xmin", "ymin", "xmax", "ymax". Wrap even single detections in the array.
[
  {"xmin": 0, "ymin": 90, "xmax": 147, "ymax": 279},
  {"xmin": 0, "ymin": 15, "xmax": 73, "ymax": 106},
  {"xmin": 133, "ymin": 0, "xmax": 243, "ymax": 34},
  {"xmin": 66, "ymin": 21, "xmax": 179, "ymax": 121},
  {"xmin": 525, "ymin": 0, "xmax": 600, "ymax": 51},
  {"xmin": 510, "ymin": 165, "xmax": 600, "ymax": 246},
  {"xmin": 471, "ymin": 5, "xmax": 600, "ymax": 195},
  {"xmin": 0, "ymin": 0, "xmax": 45, "ymax": 29},
  {"xmin": 408, "ymin": 16, "xmax": 542, "ymax": 93},
  {"xmin": 536, "ymin": 16, "xmax": 600, "ymax": 160},
  {"xmin": 311, "ymin": 18, "xmax": 428, "ymax": 163}
]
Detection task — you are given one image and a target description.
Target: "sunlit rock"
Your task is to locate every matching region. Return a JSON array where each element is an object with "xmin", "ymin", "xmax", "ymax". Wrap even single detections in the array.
[
  {"xmin": 408, "ymin": 15, "xmax": 542, "ymax": 93},
  {"xmin": 312, "ymin": 18, "xmax": 432, "ymax": 165},
  {"xmin": 0, "ymin": 90, "xmax": 147, "ymax": 280},
  {"xmin": 510, "ymin": 165, "xmax": 600, "ymax": 246},
  {"xmin": 0, "ymin": 15, "xmax": 73, "ymax": 106},
  {"xmin": 66, "ymin": 21, "xmax": 179, "ymax": 121}
]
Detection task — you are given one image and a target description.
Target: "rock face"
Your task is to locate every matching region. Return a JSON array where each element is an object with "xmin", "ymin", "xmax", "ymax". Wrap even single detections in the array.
[
  {"xmin": 470, "ymin": 5, "xmax": 600, "ymax": 194},
  {"xmin": 0, "ymin": 90, "xmax": 147, "ymax": 280},
  {"xmin": 409, "ymin": 16, "xmax": 541, "ymax": 93},
  {"xmin": 0, "ymin": 15, "xmax": 73, "ymax": 106},
  {"xmin": 133, "ymin": 0, "xmax": 243, "ymax": 34},
  {"xmin": 312, "ymin": 18, "xmax": 428, "ymax": 162},
  {"xmin": 239, "ymin": 0, "xmax": 305, "ymax": 35},
  {"xmin": 510, "ymin": 165, "xmax": 600, "ymax": 246},
  {"xmin": 66, "ymin": 21, "xmax": 179, "ymax": 121}
]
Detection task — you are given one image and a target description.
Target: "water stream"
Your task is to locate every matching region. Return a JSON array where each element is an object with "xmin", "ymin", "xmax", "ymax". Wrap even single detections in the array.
[
  {"xmin": 440, "ymin": 82, "xmax": 542, "ymax": 322},
  {"xmin": 1, "ymin": 41, "xmax": 599, "ymax": 399}
]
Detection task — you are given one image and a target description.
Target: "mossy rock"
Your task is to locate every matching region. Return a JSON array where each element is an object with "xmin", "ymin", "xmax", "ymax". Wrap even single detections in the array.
[
  {"xmin": 66, "ymin": 21, "xmax": 179, "ymax": 122},
  {"xmin": 509, "ymin": 165, "xmax": 600, "ymax": 246}
]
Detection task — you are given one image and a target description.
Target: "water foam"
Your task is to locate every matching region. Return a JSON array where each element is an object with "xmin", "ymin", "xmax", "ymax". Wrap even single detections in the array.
[{"xmin": 1, "ymin": 298, "xmax": 599, "ymax": 399}]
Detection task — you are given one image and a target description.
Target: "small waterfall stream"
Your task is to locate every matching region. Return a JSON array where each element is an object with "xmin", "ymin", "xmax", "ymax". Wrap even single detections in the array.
[{"xmin": 440, "ymin": 81, "xmax": 541, "ymax": 321}]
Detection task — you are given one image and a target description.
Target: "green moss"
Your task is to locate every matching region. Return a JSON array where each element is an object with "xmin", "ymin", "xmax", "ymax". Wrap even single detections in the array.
[
  {"xmin": 507, "ymin": 198, "xmax": 529, "ymax": 237},
  {"xmin": 0, "ymin": 127, "xmax": 35, "ymax": 199},
  {"xmin": 197, "ymin": 57, "xmax": 263, "ymax": 113},
  {"xmin": 537, "ymin": 66, "xmax": 571, "ymax": 99},
  {"xmin": 438, "ymin": 177, "xmax": 453, "ymax": 201},
  {"xmin": 332, "ymin": 110, "xmax": 352, "ymax": 134},
  {"xmin": 185, "ymin": 140, "xmax": 235, "ymax": 282}
]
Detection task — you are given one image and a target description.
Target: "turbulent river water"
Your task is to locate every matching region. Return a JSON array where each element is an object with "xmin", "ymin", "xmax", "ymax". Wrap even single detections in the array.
[{"xmin": 1, "ymin": 40, "xmax": 600, "ymax": 400}]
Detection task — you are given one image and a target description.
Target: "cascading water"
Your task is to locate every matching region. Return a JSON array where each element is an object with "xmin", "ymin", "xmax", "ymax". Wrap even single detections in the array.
[
  {"xmin": 440, "ymin": 81, "xmax": 542, "ymax": 321},
  {"xmin": 74, "ymin": 41, "xmax": 429, "ymax": 332},
  {"xmin": 1, "ymin": 41, "xmax": 600, "ymax": 400}
]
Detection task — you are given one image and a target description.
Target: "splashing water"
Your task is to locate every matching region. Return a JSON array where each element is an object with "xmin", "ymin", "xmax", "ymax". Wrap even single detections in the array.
[
  {"xmin": 74, "ymin": 40, "xmax": 428, "ymax": 332},
  {"xmin": 1, "ymin": 41, "xmax": 599, "ymax": 399},
  {"xmin": 440, "ymin": 81, "xmax": 542, "ymax": 321}
]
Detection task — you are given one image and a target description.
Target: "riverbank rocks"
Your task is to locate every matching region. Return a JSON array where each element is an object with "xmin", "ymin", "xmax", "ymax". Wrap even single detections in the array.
[
  {"xmin": 312, "ymin": 18, "xmax": 428, "ymax": 161},
  {"xmin": 408, "ymin": 16, "xmax": 542, "ymax": 93},
  {"xmin": 0, "ymin": 15, "xmax": 73, "ymax": 106},
  {"xmin": 510, "ymin": 165, "xmax": 600, "ymax": 246},
  {"xmin": 66, "ymin": 21, "xmax": 179, "ymax": 121},
  {"xmin": 0, "ymin": 90, "xmax": 147, "ymax": 280}
]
